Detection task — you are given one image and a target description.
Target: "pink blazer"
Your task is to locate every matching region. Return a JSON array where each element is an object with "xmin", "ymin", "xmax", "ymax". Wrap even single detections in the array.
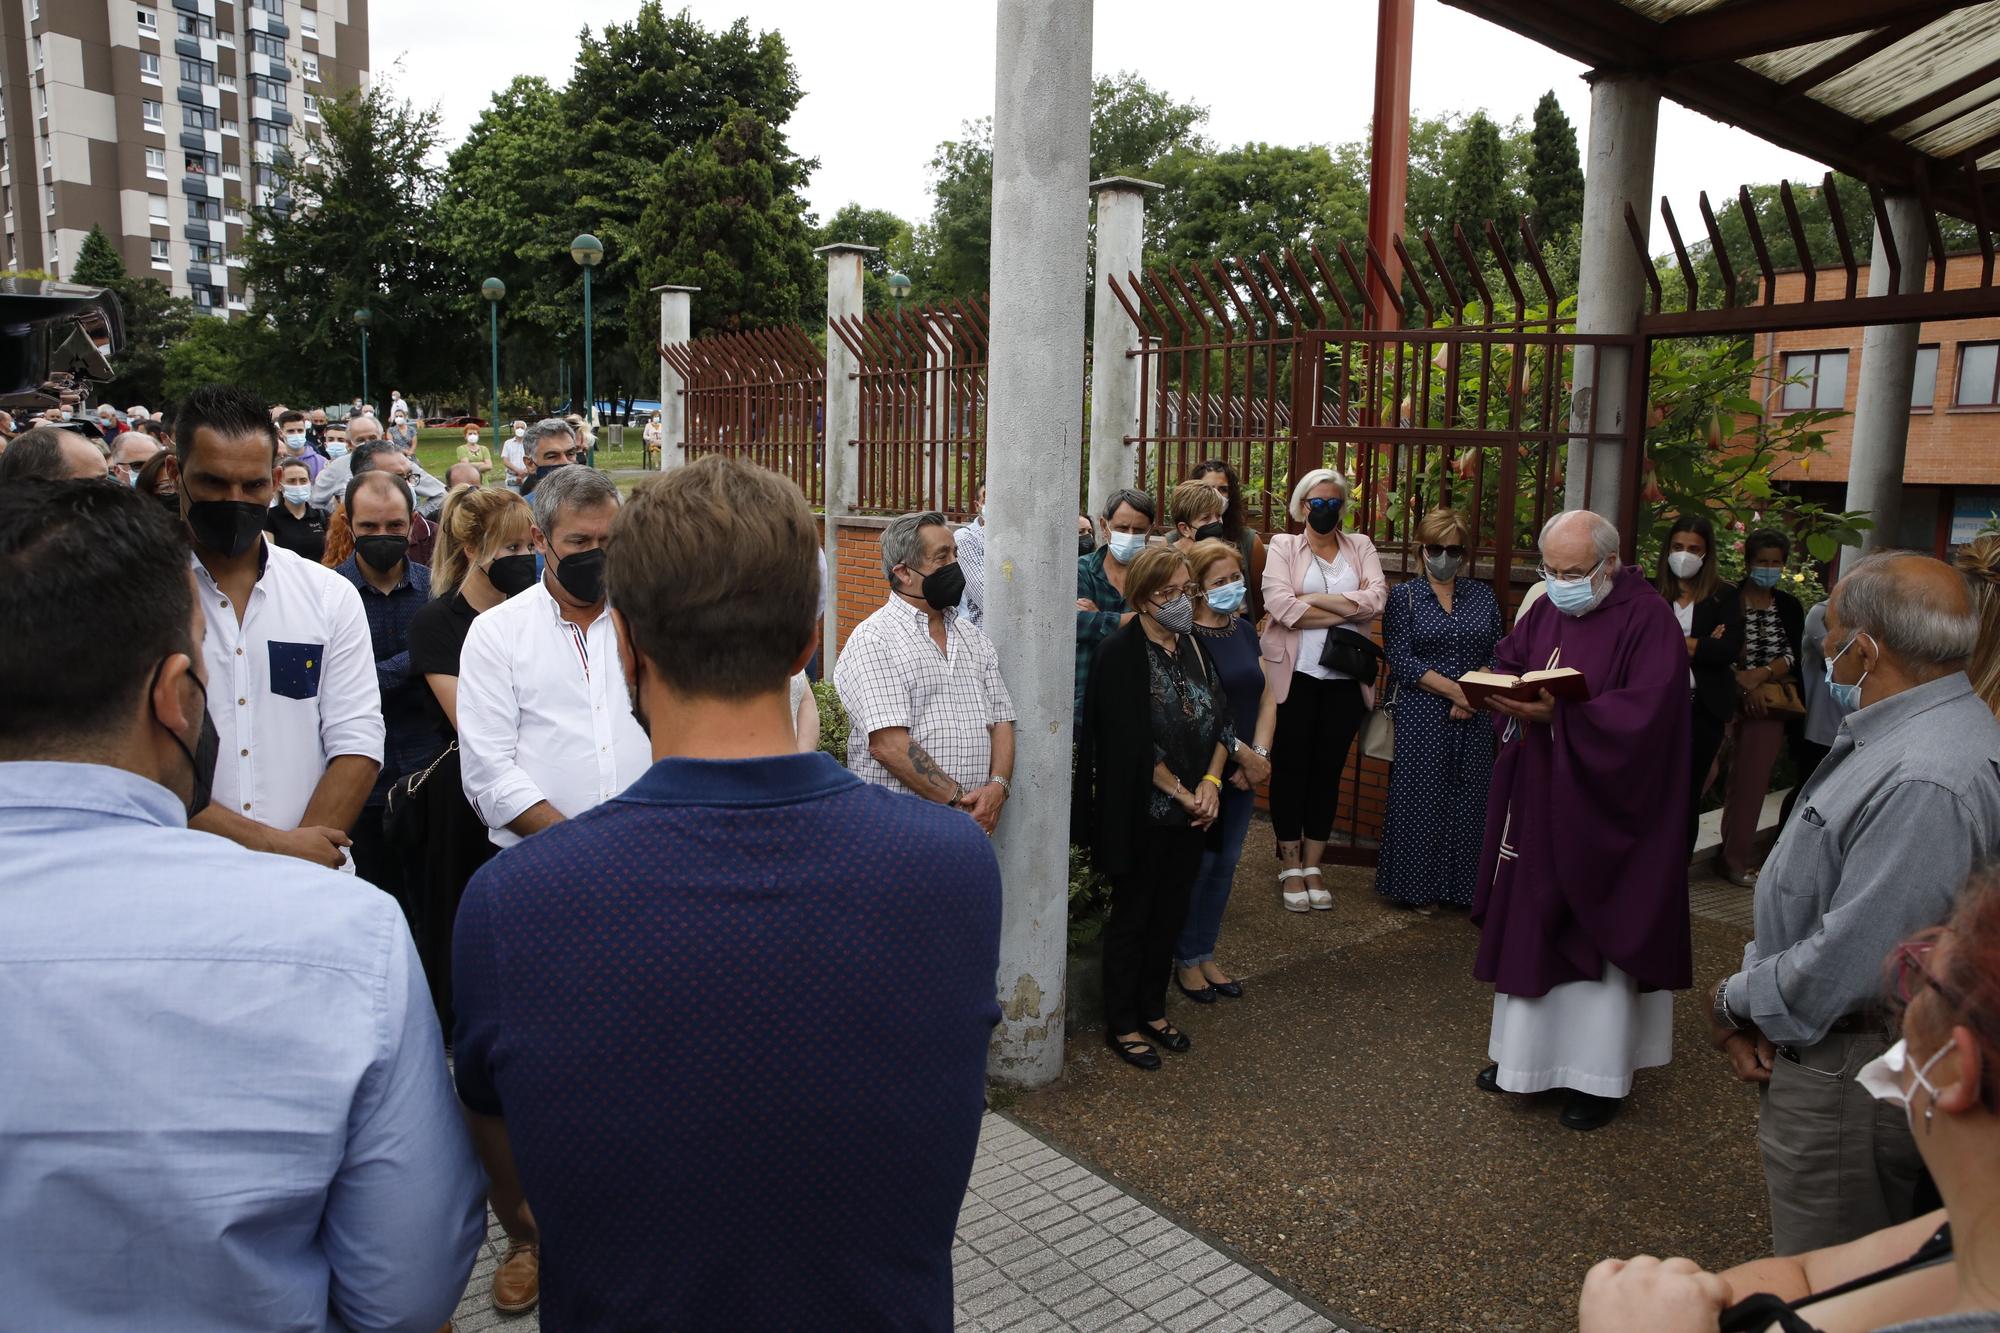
[{"xmin": 1259, "ymin": 530, "xmax": 1388, "ymax": 706}]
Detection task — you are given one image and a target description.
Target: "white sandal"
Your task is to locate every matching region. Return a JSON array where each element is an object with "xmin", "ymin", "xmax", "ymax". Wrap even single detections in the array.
[
  {"xmin": 1279, "ymin": 868, "xmax": 1311, "ymax": 913},
  {"xmin": 1302, "ymin": 868, "xmax": 1333, "ymax": 911}
]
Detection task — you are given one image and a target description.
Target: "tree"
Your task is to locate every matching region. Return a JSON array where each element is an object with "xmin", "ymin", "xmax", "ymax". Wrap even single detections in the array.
[
  {"xmin": 73, "ymin": 225, "xmax": 127, "ymax": 286},
  {"xmin": 1151, "ymin": 142, "xmax": 1366, "ymax": 273},
  {"xmin": 162, "ymin": 316, "xmax": 251, "ymax": 403},
  {"xmin": 812, "ymin": 204, "xmax": 917, "ymax": 313},
  {"xmin": 1525, "ymin": 92, "xmax": 1584, "ymax": 244},
  {"xmin": 1446, "ymin": 113, "xmax": 1510, "ymax": 288},
  {"xmin": 1092, "ymin": 70, "xmax": 1209, "ymax": 178},
  {"xmin": 628, "ymin": 106, "xmax": 818, "ymax": 343}
]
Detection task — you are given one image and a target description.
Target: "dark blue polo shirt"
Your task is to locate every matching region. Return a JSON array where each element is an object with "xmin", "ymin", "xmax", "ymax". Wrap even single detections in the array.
[{"xmin": 453, "ymin": 751, "xmax": 1002, "ymax": 1331}]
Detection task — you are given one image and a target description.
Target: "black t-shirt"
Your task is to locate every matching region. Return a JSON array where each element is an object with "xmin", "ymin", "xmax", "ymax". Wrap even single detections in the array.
[
  {"xmin": 407, "ymin": 592, "xmax": 481, "ymax": 733},
  {"xmin": 264, "ymin": 504, "xmax": 327, "ymax": 563}
]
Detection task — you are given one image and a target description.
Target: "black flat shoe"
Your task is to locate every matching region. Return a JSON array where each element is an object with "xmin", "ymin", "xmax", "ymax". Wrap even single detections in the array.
[
  {"xmin": 1476, "ymin": 1063, "xmax": 1503, "ymax": 1094},
  {"xmin": 1145, "ymin": 1022, "xmax": 1192, "ymax": 1054},
  {"xmin": 1560, "ymin": 1091, "xmax": 1624, "ymax": 1131},
  {"xmin": 1175, "ymin": 977, "xmax": 1219, "ymax": 1004},
  {"xmin": 1209, "ymin": 978, "xmax": 1243, "ymax": 999},
  {"xmin": 1107, "ymin": 1036, "xmax": 1161, "ymax": 1071}
]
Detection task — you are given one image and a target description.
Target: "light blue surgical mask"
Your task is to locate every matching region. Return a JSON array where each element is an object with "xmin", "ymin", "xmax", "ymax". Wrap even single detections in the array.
[
  {"xmin": 282, "ymin": 484, "xmax": 312, "ymax": 506},
  {"xmin": 1107, "ymin": 531, "xmax": 1147, "ymax": 564},
  {"xmin": 1824, "ymin": 632, "xmax": 1873, "ymax": 714},
  {"xmin": 1544, "ymin": 563, "xmax": 1606, "ymax": 617},
  {"xmin": 125, "ymin": 469, "xmax": 141, "ymax": 488},
  {"xmin": 1749, "ymin": 567, "xmax": 1784, "ymax": 589},
  {"xmin": 284, "ymin": 433, "xmax": 307, "ymax": 451},
  {"xmin": 1204, "ymin": 579, "xmax": 1247, "ymax": 615},
  {"xmin": 326, "ymin": 441, "xmax": 348, "ymax": 458}
]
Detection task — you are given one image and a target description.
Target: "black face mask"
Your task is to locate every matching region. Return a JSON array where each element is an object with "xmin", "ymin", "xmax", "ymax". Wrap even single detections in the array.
[
  {"xmin": 1078, "ymin": 529, "xmax": 1097, "ymax": 558},
  {"xmin": 155, "ymin": 491, "xmax": 182, "ymax": 516},
  {"xmin": 919, "ymin": 561, "xmax": 966, "ymax": 611},
  {"xmin": 1306, "ymin": 501, "xmax": 1344, "ymax": 535},
  {"xmin": 354, "ymin": 534, "xmax": 409, "ymax": 574},
  {"xmin": 152, "ymin": 660, "xmax": 219, "ymax": 819},
  {"xmin": 552, "ymin": 546, "xmax": 607, "ymax": 604},
  {"xmin": 1193, "ymin": 521, "xmax": 1227, "ymax": 543},
  {"xmin": 486, "ymin": 552, "xmax": 538, "ymax": 598},
  {"xmin": 186, "ymin": 499, "xmax": 268, "ymax": 558}
]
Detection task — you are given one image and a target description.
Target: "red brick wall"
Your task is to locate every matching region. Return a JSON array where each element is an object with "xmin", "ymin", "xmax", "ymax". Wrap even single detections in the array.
[{"xmin": 831, "ymin": 521, "xmax": 884, "ymax": 651}]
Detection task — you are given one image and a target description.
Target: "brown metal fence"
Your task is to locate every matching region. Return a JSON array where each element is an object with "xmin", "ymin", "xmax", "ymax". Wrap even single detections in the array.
[
  {"xmin": 830, "ymin": 297, "xmax": 989, "ymax": 521},
  {"xmin": 658, "ymin": 326, "xmax": 825, "ymax": 506}
]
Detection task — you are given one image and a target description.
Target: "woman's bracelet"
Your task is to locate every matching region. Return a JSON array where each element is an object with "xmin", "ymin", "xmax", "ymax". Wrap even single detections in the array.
[{"xmin": 1201, "ymin": 774, "xmax": 1223, "ymax": 789}]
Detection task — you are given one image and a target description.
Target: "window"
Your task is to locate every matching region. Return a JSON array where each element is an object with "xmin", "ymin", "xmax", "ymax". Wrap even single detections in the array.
[
  {"xmin": 1781, "ymin": 350, "xmax": 1848, "ymax": 411},
  {"xmin": 253, "ymin": 0, "xmax": 284, "ymax": 14},
  {"xmin": 148, "ymin": 195, "xmax": 168, "ymax": 223},
  {"xmin": 150, "ymin": 237, "xmax": 169, "ymax": 264},
  {"xmin": 301, "ymin": 56, "xmax": 318, "ymax": 81},
  {"xmin": 217, "ymin": 73, "xmax": 235, "ymax": 92},
  {"xmin": 183, "ymin": 104, "xmax": 216, "ymax": 131},
  {"xmin": 188, "ymin": 196, "xmax": 220, "ymax": 221},
  {"xmin": 250, "ymin": 31, "xmax": 284, "ymax": 57},
  {"xmin": 32, "ymin": 38, "xmax": 42, "ymax": 71},
  {"xmin": 136, "ymin": 7, "xmax": 158, "ymax": 33},
  {"xmin": 177, "ymin": 12, "xmax": 214, "ymax": 37},
  {"xmin": 1957, "ymin": 342, "xmax": 2000, "ymax": 408},
  {"xmin": 1912, "ymin": 345, "xmax": 1940, "ymax": 411},
  {"xmin": 252, "ymin": 164, "xmax": 281, "ymax": 191},
  {"xmin": 145, "ymin": 146, "xmax": 166, "ymax": 178},
  {"xmin": 190, "ymin": 240, "xmax": 222, "ymax": 263},
  {"xmin": 302, "ymin": 91, "xmax": 318, "ymax": 117},
  {"xmin": 178, "ymin": 56, "xmax": 212, "ymax": 85},
  {"xmin": 140, "ymin": 52, "xmax": 161, "ymax": 83},
  {"xmin": 217, "ymin": 28, "xmax": 234, "ymax": 48},
  {"xmin": 253, "ymin": 120, "xmax": 287, "ymax": 146},
  {"xmin": 221, "ymin": 118, "xmax": 239, "ymax": 135},
  {"xmin": 251, "ymin": 75, "xmax": 286, "ymax": 105},
  {"xmin": 185, "ymin": 150, "xmax": 219, "ymax": 176},
  {"xmin": 300, "ymin": 9, "xmax": 317, "ymax": 36},
  {"xmin": 141, "ymin": 98, "xmax": 162, "ymax": 128},
  {"xmin": 193, "ymin": 286, "xmax": 215, "ymax": 309}
]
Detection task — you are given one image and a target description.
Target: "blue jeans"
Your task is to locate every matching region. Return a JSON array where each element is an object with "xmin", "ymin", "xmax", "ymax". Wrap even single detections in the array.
[{"xmin": 1174, "ymin": 783, "xmax": 1255, "ymax": 967}]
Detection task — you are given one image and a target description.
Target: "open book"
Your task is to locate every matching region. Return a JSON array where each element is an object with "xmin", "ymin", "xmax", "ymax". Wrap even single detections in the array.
[{"xmin": 1458, "ymin": 667, "xmax": 1589, "ymax": 708}]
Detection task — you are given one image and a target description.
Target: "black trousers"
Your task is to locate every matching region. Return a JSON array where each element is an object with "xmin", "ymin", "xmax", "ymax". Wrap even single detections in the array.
[
  {"xmin": 1688, "ymin": 703, "xmax": 1729, "ymax": 858},
  {"xmin": 1102, "ymin": 825, "xmax": 1207, "ymax": 1037},
  {"xmin": 1268, "ymin": 673, "xmax": 1365, "ymax": 844},
  {"xmin": 348, "ymin": 806, "xmax": 412, "ymax": 923}
]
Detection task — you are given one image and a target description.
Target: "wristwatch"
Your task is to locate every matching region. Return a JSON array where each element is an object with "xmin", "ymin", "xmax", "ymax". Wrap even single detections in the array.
[
  {"xmin": 1713, "ymin": 977, "xmax": 1743, "ymax": 1032},
  {"xmin": 988, "ymin": 775, "xmax": 1011, "ymax": 794}
]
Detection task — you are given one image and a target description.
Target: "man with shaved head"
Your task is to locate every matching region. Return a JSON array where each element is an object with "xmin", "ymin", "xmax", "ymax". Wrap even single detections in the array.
[
  {"xmin": 1710, "ymin": 549, "xmax": 2000, "ymax": 1254},
  {"xmin": 108, "ymin": 431, "xmax": 161, "ymax": 486},
  {"xmin": 1469, "ymin": 508, "xmax": 1692, "ymax": 1132}
]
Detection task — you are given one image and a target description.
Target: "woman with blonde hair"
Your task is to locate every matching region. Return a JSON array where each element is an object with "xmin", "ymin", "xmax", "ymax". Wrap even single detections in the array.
[
  {"xmin": 1259, "ymin": 467, "xmax": 1388, "ymax": 911},
  {"xmin": 1954, "ymin": 534, "xmax": 2000, "ymax": 716}
]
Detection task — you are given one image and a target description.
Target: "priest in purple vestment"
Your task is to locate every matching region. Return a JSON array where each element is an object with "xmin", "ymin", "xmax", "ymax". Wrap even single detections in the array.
[{"xmin": 1471, "ymin": 509, "xmax": 1692, "ymax": 1131}]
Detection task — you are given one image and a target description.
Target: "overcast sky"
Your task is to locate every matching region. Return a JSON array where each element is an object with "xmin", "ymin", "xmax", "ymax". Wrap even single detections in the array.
[{"xmin": 374, "ymin": 0, "xmax": 1827, "ymax": 234}]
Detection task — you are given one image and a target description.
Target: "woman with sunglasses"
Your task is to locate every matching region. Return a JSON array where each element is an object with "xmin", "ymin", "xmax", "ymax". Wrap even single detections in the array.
[
  {"xmin": 1076, "ymin": 547, "xmax": 1236, "ymax": 1071},
  {"xmin": 1656, "ymin": 513, "xmax": 1742, "ymax": 857},
  {"xmin": 1578, "ymin": 875, "xmax": 2000, "ymax": 1333},
  {"xmin": 1259, "ymin": 467, "xmax": 1388, "ymax": 911},
  {"xmin": 1374, "ymin": 507, "xmax": 1501, "ymax": 912}
]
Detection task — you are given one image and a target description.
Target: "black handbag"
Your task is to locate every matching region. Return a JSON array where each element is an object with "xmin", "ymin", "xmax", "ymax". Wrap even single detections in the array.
[
  {"xmin": 382, "ymin": 740, "xmax": 455, "ymax": 855},
  {"xmin": 1318, "ymin": 625, "xmax": 1383, "ymax": 679}
]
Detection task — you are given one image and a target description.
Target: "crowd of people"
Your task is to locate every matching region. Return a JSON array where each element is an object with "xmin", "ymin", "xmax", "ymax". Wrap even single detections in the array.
[{"xmin": 1, "ymin": 386, "xmax": 1997, "ymax": 1333}]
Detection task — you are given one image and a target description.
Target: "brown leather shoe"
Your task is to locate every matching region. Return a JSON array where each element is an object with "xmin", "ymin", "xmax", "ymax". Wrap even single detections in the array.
[{"xmin": 491, "ymin": 1241, "xmax": 540, "ymax": 1314}]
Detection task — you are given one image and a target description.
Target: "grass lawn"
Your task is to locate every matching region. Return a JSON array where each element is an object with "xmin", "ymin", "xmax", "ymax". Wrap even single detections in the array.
[{"xmin": 411, "ymin": 426, "xmax": 651, "ymax": 479}]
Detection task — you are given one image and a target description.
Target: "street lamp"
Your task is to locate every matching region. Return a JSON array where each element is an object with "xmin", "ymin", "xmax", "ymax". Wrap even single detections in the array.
[
  {"xmin": 889, "ymin": 271, "xmax": 911, "ymax": 308},
  {"xmin": 481, "ymin": 277, "xmax": 505, "ymax": 442},
  {"xmin": 570, "ymin": 233, "xmax": 603, "ymax": 465},
  {"xmin": 352, "ymin": 307, "xmax": 372, "ymax": 408}
]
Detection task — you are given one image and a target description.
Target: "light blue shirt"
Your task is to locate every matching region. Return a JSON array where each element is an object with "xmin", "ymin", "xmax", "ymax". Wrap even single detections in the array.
[{"xmin": 0, "ymin": 761, "xmax": 485, "ymax": 1331}]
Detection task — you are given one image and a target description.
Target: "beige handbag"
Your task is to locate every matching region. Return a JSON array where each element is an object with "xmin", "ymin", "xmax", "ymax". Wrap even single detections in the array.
[{"xmin": 1359, "ymin": 682, "xmax": 1396, "ymax": 762}]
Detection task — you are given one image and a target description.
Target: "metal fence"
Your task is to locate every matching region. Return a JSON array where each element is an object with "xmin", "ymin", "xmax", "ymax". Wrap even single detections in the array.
[
  {"xmin": 658, "ymin": 325, "xmax": 826, "ymax": 506},
  {"xmin": 830, "ymin": 296, "xmax": 990, "ymax": 521}
]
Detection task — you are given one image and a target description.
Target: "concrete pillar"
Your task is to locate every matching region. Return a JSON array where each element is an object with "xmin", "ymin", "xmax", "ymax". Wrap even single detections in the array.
[
  {"xmin": 984, "ymin": 0, "xmax": 1091, "ymax": 1088},
  {"xmin": 1565, "ymin": 76, "xmax": 1659, "ymax": 522},
  {"xmin": 1088, "ymin": 177, "xmax": 1159, "ymax": 521},
  {"xmin": 652, "ymin": 284, "xmax": 697, "ymax": 471},
  {"xmin": 1843, "ymin": 195, "xmax": 1929, "ymax": 565},
  {"xmin": 814, "ymin": 243, "xmax": 876, "ymax": 673}
]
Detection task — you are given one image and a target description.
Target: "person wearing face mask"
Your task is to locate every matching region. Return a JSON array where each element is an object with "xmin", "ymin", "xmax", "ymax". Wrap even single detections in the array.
[
  {"xmin": 1190, "ymin": 458, "xmax": 1266, "ymax": 621},
  {"xmin": 1656, "ymin": 513, "xmax": 1742, "ymax": 856},
  {"xmin": 501, "ymin": 420, "xmax": 531, "ymax": 491},
  {"xmin": 1710, "ymin": 550, "xmax": 2000, "ymax": 1255},
  {"xmin": 1374, "ymin": 507, "xmax": 1502, "ymax": 913},
  {"xmin": 1717, "ymin": 528, "xmax": 1807, "ymax": 887},
  {"xmin": 264, "ymin": 459, "xmax": 328, "ymax": 561},
  {"xmin": 519, "ymin": 418, "xmax": 586, "ymax": 498},
  {"xmin": 1258, "ymin": 467, "xmax": 1388, "ymax": 911},
  {"xmin": 332, "ymin": 471, "xmax": 441, "ymax": 916},
  {"xmin": 1468, "ymin": 508, "xmax": 1691, "ymax": 1132},
  {"xmin": 457, "ymin": 425, "xmax": 494, "ymax": 481},
  {"xmin": 1585, "ymin": 877, "xmax": 2000, "ymax": 1333},
  {"xmin": 275, "ymin": 409, "xmax": 323, "ymax": 481},
  {"xmin": 1168, "ymin": 478, "xmax": 1229, "ymax": 556},
  {"xmin": 0, "ymin": 479, "xmax": 483, "ymax": 1332},
  {"xmin": 952, "ymin": 482, "xmax": 990, "ymax": 628},
  {"xmin": 1076, "ymin": 487, "xmax": 1157, "ymax": 725},
  {"xmin": 457, "ymin": 465, "xmax": 648, "ymax": 852},
  {"xmin": 833, "ymin": 510, "xmax": 1016, "ymax": 833},
  {"xmin": 168, "ymin": 385, "xmax": 384, "ymax": 871},
  {"xmin": 1077, "ymin": 547, "xmax": 1235, "ymax": 1071}
]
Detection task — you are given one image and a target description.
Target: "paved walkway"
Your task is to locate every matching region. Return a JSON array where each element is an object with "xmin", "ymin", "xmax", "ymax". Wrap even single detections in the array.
[{"xmin": 449, "ymin": 1112, "xmax": 1343, "ymax": 1332}]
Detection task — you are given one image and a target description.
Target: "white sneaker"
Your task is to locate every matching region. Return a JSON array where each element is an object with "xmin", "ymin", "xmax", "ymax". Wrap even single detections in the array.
[
  {"xmin": 1304, "ymin": 871, "xmax": 1333, "ymax": 910},
  {"xmin": 1279, "ymin": 868, "xmax": 1311, "ymax": 913}
]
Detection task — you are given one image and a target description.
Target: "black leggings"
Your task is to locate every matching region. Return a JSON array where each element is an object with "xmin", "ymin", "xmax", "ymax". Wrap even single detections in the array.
[
  {"xmin": 1101, "ymin": 826, "xmax": 1206, "ymax": 1037},
  {"xmin": 1269, "ymin": 672, "xmax": 1366, "ymax": 844}
]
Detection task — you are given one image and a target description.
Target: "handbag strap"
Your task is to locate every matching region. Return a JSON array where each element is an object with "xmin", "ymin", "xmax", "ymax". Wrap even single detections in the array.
[{"xmin": 399, "ymin": 739, "xmax": 458, "ymax": 798}]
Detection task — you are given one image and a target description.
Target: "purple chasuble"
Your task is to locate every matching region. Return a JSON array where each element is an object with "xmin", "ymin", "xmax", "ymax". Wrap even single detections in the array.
[{"xmin": 1471, "ymin": 566, "xmax": 1691, "ymax": 998}]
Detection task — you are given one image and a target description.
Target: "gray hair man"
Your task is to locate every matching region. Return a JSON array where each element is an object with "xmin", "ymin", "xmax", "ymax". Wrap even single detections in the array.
[
  {"xmin": 1712, "ymin": 549, "xmax": 2000, "ymax": 1255},
  {"xmin": 519, "ymin": 418, "xmax": 584, "ymax": 497},
  {"xmin": 833, "ymin": 510, "xmax": 1017, "ymax": 834},
  {"xmin": 458, "ymin": 463, "xmax": 645, "ymax": 857}
]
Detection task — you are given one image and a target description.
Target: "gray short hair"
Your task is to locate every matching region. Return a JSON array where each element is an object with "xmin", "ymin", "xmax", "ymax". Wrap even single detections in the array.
[
  {"xmin": 1099, "ymin": 487, "xmax": 1156, "ymax": 524},
  {"xmin": 882, "ymin": 510, "xmax": 948, "ymax": 585},
  {"xmin": 1833, "ymin": 551, "xmax": 1979, "ymax": 669},
  {"xmin": 1287, "ymin": 468, "xmax": 1351, "ymax": 522},
  {"xmin": 524, "ymin": 418, "xmax": 576, "ymax": 455},
  {"xmin": 1539, "ymin": 508, "xmax": 1620, "ymax": 563},
  {"xmin": 530, "ymin": 463, "xmax": 619, "ymax": 534}
]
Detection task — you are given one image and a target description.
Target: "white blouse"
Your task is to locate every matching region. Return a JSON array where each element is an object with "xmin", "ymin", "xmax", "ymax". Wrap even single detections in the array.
[{"xmin": 1296, "ymin": 548, "xmax": 1361, "ymax": 682}]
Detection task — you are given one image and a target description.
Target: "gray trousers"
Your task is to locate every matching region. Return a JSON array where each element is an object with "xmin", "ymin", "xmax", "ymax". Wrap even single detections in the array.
[{"xmin": 1758, "ymin": 1029, "xmax": 1926, "ymax": 1255}]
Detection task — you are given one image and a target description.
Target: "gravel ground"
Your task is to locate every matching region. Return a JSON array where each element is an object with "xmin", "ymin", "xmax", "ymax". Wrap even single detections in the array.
[{"xmin": 1013, "ymin": 825, "xmax": 1770, "ymax": 1333}]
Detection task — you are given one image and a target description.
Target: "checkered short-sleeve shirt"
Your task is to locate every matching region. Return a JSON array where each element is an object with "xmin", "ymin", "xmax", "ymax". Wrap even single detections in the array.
[{"xmin": 834, "ymin": 597, "xmax": 1016, "ymax": 794}]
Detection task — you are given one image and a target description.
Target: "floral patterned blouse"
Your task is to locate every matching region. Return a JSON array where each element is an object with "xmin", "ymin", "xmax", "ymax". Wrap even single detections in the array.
[{"xmin": 1145, "ymin": 633, "xmax": 1237, "ymax": 825}]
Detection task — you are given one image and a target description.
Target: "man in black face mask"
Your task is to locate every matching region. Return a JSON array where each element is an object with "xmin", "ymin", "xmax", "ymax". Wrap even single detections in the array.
[
  {"xmin": 332, "ymin": 471, "xmax": 443, "ymax": 908},
  {"xmin": 168, "ymin": 384, "xmax": 385, "ymax": 869},
  {"xmin": 832, "ymin": 510, "xmax": 1017, "ymax": 834},
  {"xmin": 518, "ymin": 418, "xmax": 585, "ymax": 498}
]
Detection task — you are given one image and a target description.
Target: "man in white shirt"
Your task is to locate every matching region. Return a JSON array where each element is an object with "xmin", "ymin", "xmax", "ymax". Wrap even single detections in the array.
[
  {"xmin": 168, "ymin": 385, "xmax": 383, "ymax": 868},
  {"xmin": 458, "ymin": 465, "xmax": 649, "ymax": 848},
  {"xmin": 502, "ymin": 420, "xmax": 530, "ymax": 490}
]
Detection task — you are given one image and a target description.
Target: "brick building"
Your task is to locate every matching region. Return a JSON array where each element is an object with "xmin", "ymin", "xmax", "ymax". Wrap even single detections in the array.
[
  {"xmin": 1764, "ymin": 251, "xmax": 2000, "ymax": 556},
  {"xmin": 0, "ymin": 0, "xmax": 369, "ymax": 315}
]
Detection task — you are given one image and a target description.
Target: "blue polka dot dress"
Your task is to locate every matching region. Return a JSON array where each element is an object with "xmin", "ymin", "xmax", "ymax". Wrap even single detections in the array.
[{"xmin": 1374, "ymin": 576, "xmax": 1502, "ymax": 907}]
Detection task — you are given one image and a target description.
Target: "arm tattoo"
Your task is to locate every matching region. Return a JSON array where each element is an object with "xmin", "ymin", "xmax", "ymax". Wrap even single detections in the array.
[{"xmin": 907, "ymin": 742, "xmax": 962, "ymax": 804}]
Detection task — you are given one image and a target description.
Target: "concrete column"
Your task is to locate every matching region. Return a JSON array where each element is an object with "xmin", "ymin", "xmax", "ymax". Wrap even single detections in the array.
[
  {"xmin": 652, "ymin": 284, "xmax": 697, "ymax": 471},
  {"xmin": 985, "ymin": 0, "xmax": 1091, "ymax": 1088},
  {"xmin": 1842, "ymin": 195, "xmax": 1929, "ymax": 565},
  {"xmin": 1565, "ymin": 76, "xmax": 1659, "ymax": 522},
  {"xmin": 814, "ymin": 243, "xmax": 876, "ymax": 673},
  {"xmin": 1088, "ymin": 177, "xmax": 1159, "ymax": 521}
]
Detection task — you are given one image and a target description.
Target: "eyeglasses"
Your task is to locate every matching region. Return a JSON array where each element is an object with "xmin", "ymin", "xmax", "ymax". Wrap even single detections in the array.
[
  {"xmin": 1889, "ymin": 933, "xmax": 1967, "ymax": 1014},
  {"xmin": 1423, "ymin": 544, "xmax": 1466, "ymax": 559},
  {"xmin": 1156, "ymin": 582, "xmax": 1203, "ymax": 601},
  {"xmin": 1538, "ymin": 557, "xmax": 1606, "ymax": 581},
  {"xmin": 1306, "ymin": 496, "xmax": 1343, "ymax": 511}
]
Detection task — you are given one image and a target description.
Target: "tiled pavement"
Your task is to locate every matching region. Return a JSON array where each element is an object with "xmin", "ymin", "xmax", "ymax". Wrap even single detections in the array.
[{"xmin": 448, "ymin": 1111, "xmax": 1345, "ymax": 1332}]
